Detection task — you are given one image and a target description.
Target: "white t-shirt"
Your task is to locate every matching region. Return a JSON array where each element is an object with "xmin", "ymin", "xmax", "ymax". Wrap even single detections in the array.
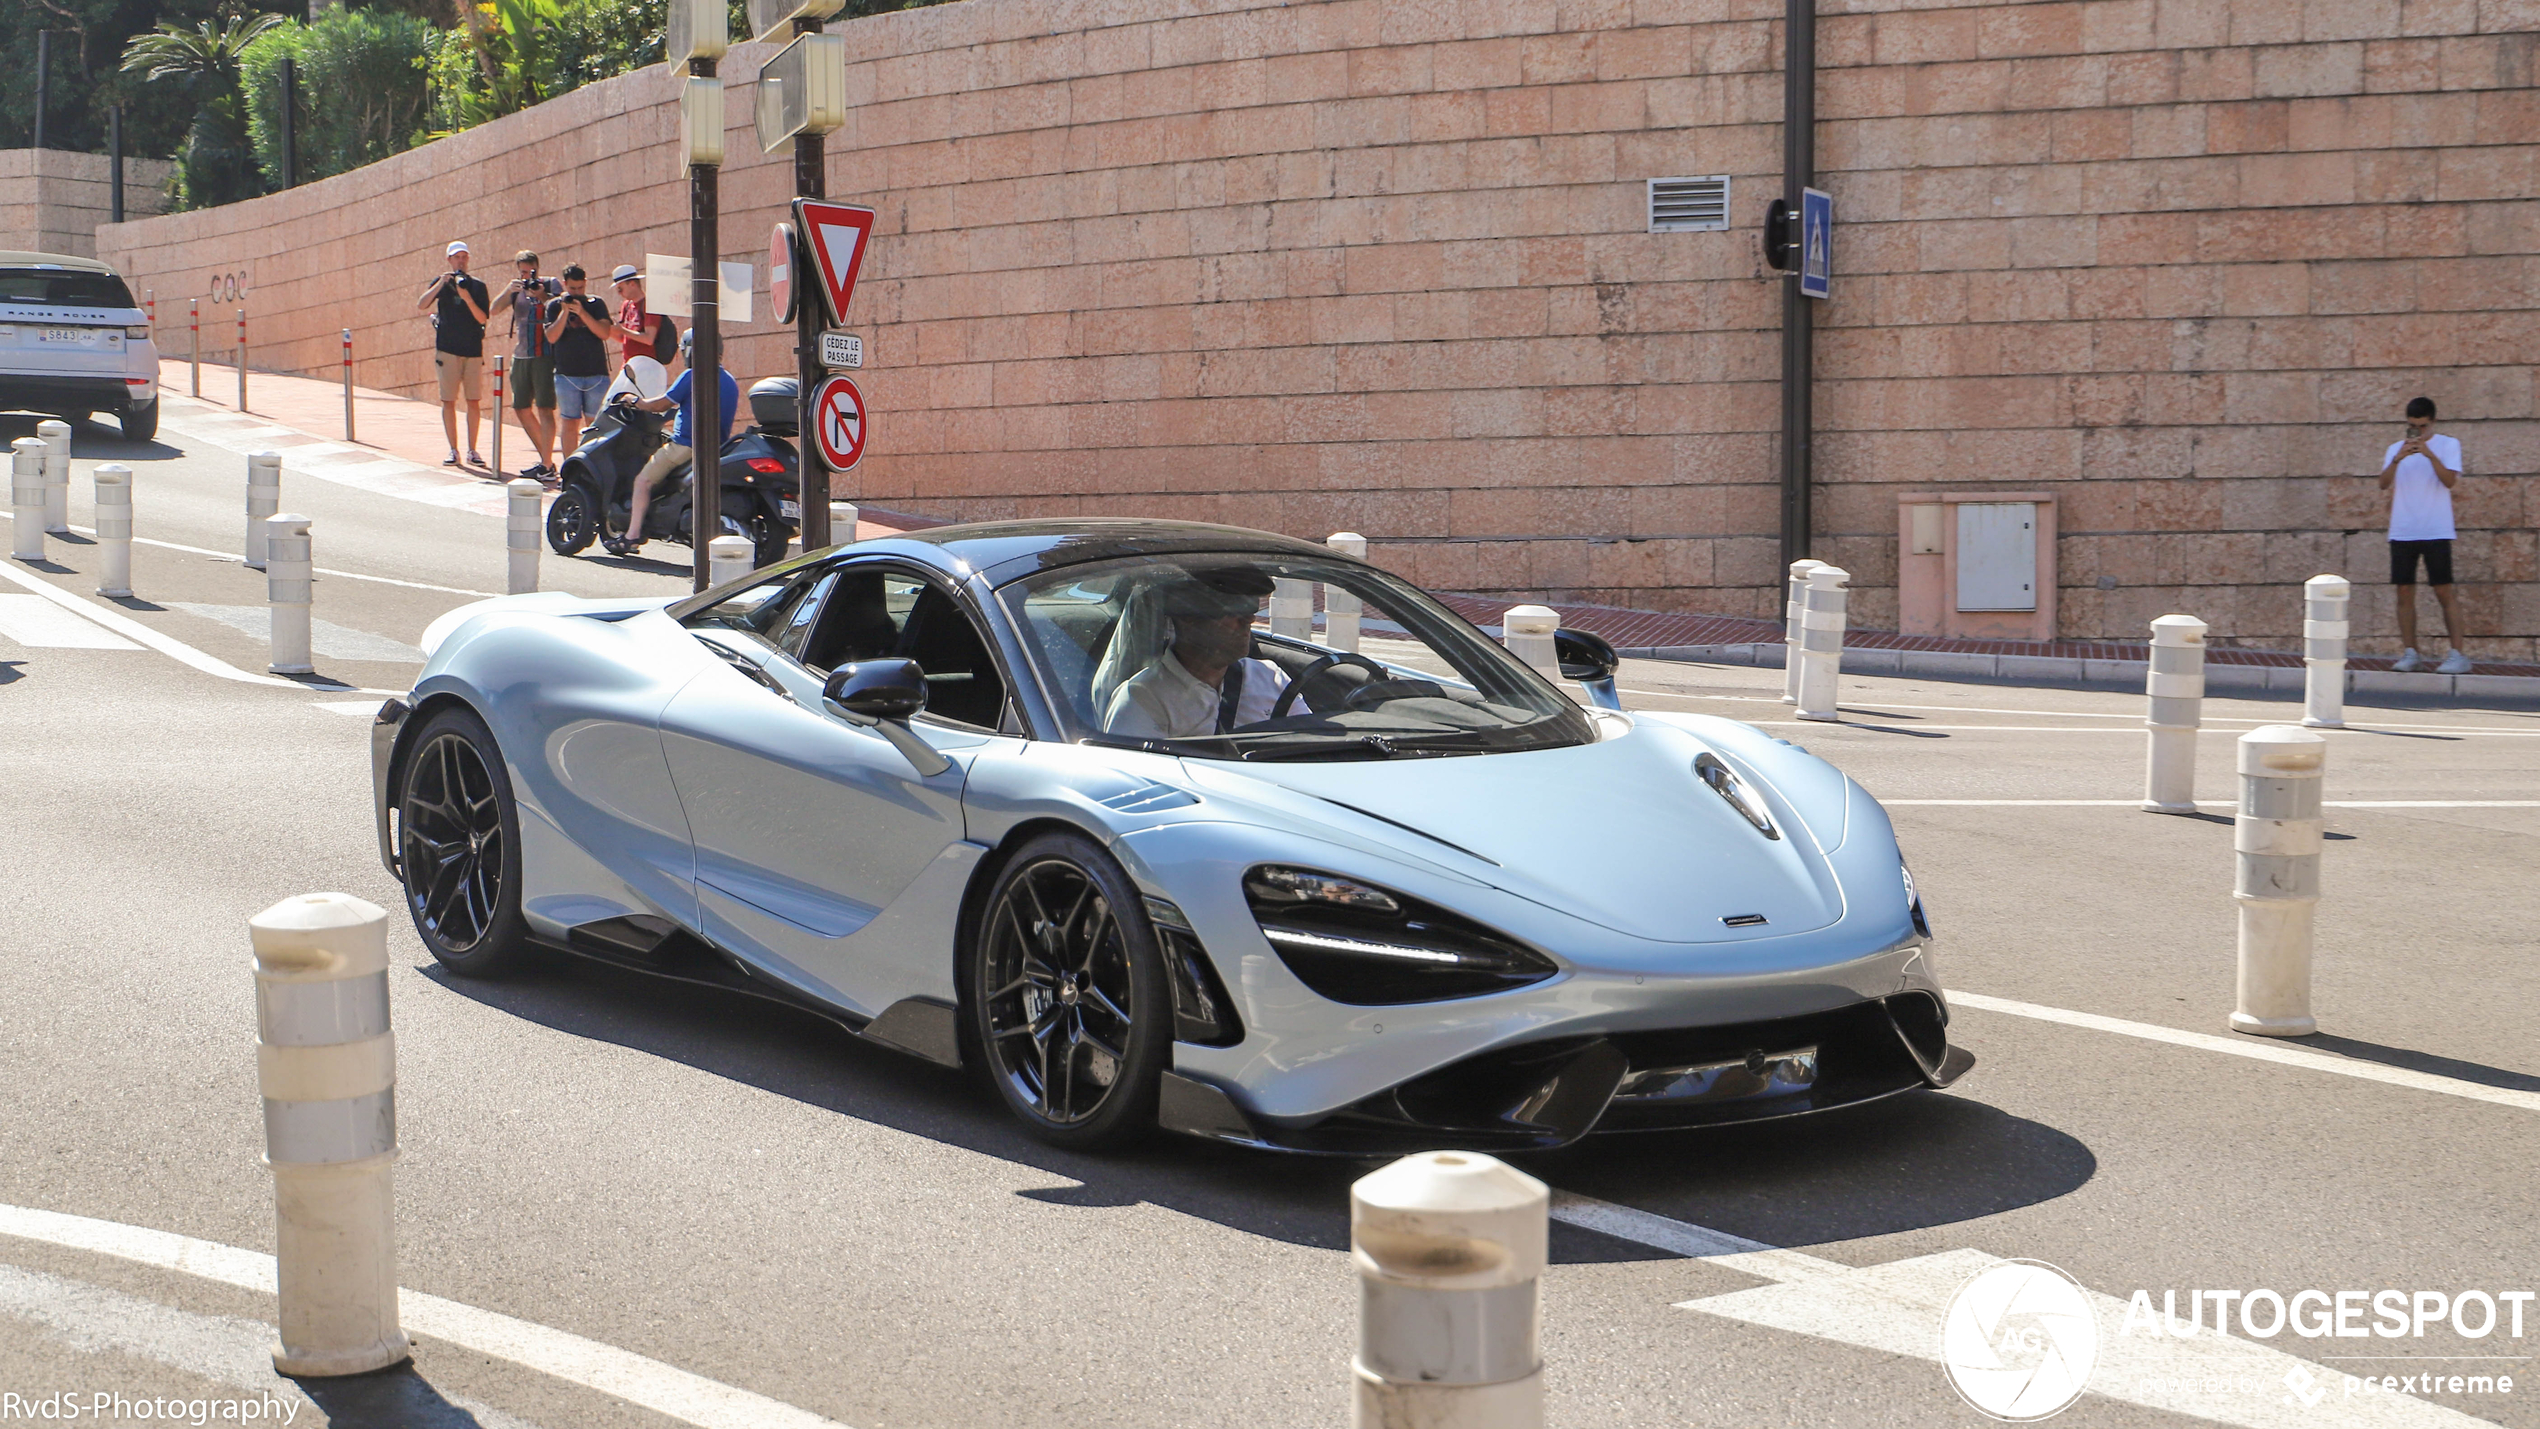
[
  {"xmin": 2383, "ymin": 434, "xmax": 2462, "ymax": 541},
  {"xmin": 1102, "ymin": 650, "xmax": 1289, "ymax": 740}
]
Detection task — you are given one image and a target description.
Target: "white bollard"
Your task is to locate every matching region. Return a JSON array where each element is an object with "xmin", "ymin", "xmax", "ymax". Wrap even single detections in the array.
[
  {"xmin": 9, "ymin": 438, "xmax": 43, "ymax": 561},
  {"xmin": 249, "ymin": 892, "xmax": 411, "ymax": 1376},
  {"xmin": 1794, "ymin": 564, "xmax": 1850, "ymax": 721},
  {"xmin": 2142, "ymin": 613, "xmax": 2207, "ymax": 813},
  {"xmin": 37, "ymin": 418, "xmax": 71, "ymax": 534},
  {"xmin": 1352, "ymin": 1152, "xmax": 1546, "ymax": 1429},
  {"xmin": 2231, "ymin": 726, "xmax": 2325, "ymax": 1038},
  {"xmin": 2301, "ymin": 574, "xmax": 2349, "ymax": 729},
  {"xmin": 707, "ymin": 533, "xmax": 753, "ymax": 588},
  {"xmin": 1782, "ymin": 557, "xmax": 1827, "ymax": 703},
  {"xmin": 93, "ymin": 464, "xmax": 133, "ymax": 598},
  {"xmin": 266, "ymin": 512, "xmax": 314, "ymax": 674},
  {"xmin": 1326, "ymin": 532, "xmax": 1366, "ymax": 652},
  {"xmin": 244, "ymin": 451, "xmax": 281, "ymax": 570},
  {"xmin": 506, "ymin": 479, "xmax": 542, "ymax": 595},
  {"xmin": 829, "ymin": 500, "xmax": 859, "ymax": 546},
  {"xmin": 1502, "ymin": 604, "xmax": 1560, "ymax": 682},
  {"xmin": 1270, "ymin": 577, "xmax": 1314, "ymax": 641}
]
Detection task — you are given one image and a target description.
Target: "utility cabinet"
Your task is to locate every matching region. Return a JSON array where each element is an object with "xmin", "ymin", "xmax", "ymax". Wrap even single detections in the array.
[{"xmin": 1895, "ymin": 491, "xmax": 2058, "ymax": 642}]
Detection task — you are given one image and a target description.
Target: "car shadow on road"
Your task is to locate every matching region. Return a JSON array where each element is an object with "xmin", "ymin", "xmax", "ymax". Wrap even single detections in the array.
[
  {"xmin": 0, "ymin": 414, "xmax": 181, "ymax": 462},
  {"xmin": 420, "ymin": 953, "xmax": 2098, "ymax": 1262}
]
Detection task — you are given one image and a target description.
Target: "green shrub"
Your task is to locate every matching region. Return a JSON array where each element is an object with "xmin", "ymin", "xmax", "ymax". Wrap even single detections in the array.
[{"xmin": 242, "ymin": 10, "xmax": 436, "ymax": 188}]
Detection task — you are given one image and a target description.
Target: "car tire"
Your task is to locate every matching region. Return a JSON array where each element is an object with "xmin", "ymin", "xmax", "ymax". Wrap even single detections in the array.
[
  {"xmin": 119, "ymin": 404, "xmax": 156, "ymax": 443},
  {"xmin": 967, "ymin": 830, "xmax": 1172, "ymax": 1151},
  {"xmin": 395, "ymin": 705, "xmax": 531, "ymax": 978},
  {"xmin": 546, "ymin": 476, "xmax": 598, "ymax": 555}
]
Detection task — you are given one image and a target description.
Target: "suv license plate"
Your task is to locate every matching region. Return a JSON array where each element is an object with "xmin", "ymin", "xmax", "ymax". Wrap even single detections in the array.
[
  {"xmin": 40, "ymin": 327, "xmax": 106, "ymax": 346},
  {"xmin": 779, "ymin": 500, "xmax": 800, "ymax": 519}
]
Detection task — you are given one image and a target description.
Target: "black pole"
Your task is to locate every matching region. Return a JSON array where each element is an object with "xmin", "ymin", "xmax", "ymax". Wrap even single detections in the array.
[
  {"xmin": 793, "ymin": 15, "xmax": 830, "ymax": 553},
  {"xmin": 1778, "ymin": 0, "xmax": 1816, "ymax": 570},
  {"xmin": 690, "ymin": 56, "xmax": 719, "ymax": 593},
  {"xmin": 280, "ymin": 56, "xmax": 297, "ymax": 188},
  {"xmin": 31, "ymin": 32, "xmax": 48, "ymax": 152},
  {"xmin": 109, "ymin": 107, "xmax": 124, "ymax": 223}
]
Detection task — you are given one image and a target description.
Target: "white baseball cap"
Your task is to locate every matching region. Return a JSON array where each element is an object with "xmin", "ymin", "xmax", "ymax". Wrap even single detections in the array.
[
  {"xmin": 445, "ymin": 240, "xmax": 469, "ymax": 256},
  {"xmin": 611, "ymin": 264, "xmax": 641, "ymax": 283}
]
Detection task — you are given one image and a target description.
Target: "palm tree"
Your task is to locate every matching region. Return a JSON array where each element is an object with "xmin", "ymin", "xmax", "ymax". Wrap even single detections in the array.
[{"xmin": 122, "ymin": 12, "xmax": 288, "ymax": 210}]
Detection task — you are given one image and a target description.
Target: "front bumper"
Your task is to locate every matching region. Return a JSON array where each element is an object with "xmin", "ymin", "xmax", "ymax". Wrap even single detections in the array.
[{"xmin": 1159, "ymin": 991, "xmax": 1972, "ymax": 1154}]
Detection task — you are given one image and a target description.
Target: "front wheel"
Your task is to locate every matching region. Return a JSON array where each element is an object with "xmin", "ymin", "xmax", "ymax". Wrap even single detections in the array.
[
  {"xmin": 547, "ymin": 479, "xmax": 597, "ymax": 554},
  {"xmin": 395, "ymin": 706, "xmax": 530, "ymax": 977},
  {"xmin": 968, "ymin": 832, "xmax": 1172, "ymax": 1151}
]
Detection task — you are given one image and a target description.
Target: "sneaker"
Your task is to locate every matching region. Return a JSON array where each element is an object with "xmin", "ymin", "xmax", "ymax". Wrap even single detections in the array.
[
  {"xmin": 2437, "ymin": 649, "xmax": 2473, "ymax": 675},
  {"xmin": 467, "ymin": 450, "xmax": 487, "ymax": 468},
  {"xmin": 2392, "ymin": 648, "xmax": 2423, "ymax": 672},
  {"xmin": 443, "ymin": 451, "xmax": 461, "ymax": 467}
]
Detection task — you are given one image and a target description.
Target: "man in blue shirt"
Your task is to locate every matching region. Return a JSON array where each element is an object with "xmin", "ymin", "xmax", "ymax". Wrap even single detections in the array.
[{"xmin": 610, "ymin": 330, "xmax": 740, "ymax": 555}]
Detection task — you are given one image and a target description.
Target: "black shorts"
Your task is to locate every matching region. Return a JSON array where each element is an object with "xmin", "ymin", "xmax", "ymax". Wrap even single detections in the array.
[{"xmin": 2389, "ymin": 538, "xmax": 2453, "ymax": 586}]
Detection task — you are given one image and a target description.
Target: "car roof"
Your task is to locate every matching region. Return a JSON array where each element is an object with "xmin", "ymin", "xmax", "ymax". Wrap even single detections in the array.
[
  {"xmin": 871, "ymin": 518, "xmax": 1349, "ymax": 585},
  {"xmin": 0, "ymin": 251, "xmax": 122, "ymax": 274}
]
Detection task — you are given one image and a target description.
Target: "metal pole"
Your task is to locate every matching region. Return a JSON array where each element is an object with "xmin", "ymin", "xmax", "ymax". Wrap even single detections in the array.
[
  {"xmin": 280, "ymin": 56, "xmax": 298, "ymax": 190},
  {"xmin": 341, "ymin": 329, "xmax": 356, "ymax": 441},
  {"xmin": 793, "ymin": 15, "xmax": 831, "ymax": 554},
  {"xmin": 691, "ymin": 56, "xmax": 721, "ymax": 594},
  {"xmin": 1778, "ymin": 0, "xmax": 1816, "ymax": 571},
  {"xmin": 190, "ymin": 299, "xmax": 200, "ymax": 397},
  {"xmin": 31, "ymin": 33, "xmax": 47, "ymax": 153},
  {"xmin": 490, "ymin": 355, "xmax": 505, "ymax": 477},
  {"xmin": 110, "ymin": 107, "xmax": 125, "ymax": 223},
  {"xmin": 237, "ymin": 307, "xmax": 248, "ymax": 411}
]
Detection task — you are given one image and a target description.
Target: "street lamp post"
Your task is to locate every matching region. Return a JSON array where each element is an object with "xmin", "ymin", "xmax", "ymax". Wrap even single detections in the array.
[{"xmin": 669, "ymin": 0, "xmax": 729, "ymax": 593}]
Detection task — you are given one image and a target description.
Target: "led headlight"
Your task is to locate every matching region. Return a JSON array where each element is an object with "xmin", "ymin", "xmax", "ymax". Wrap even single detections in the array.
[
  {"xmin": 1902, "ymin": 860, "xmax": 1931, "ymax": 938},
  {"xmin": 1244, "ymin": 865, "xmax": 1557, "ymax": 1005}
]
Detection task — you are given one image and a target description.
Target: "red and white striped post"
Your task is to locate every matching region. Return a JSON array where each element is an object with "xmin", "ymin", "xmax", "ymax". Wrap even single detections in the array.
[
  {"xmin": 236, "ymin": 307, "xmax": 248, "ymax": 411},
  {"xmin": 489, "ymin": 356, "xmax": 506, "ymax": 475},
  {"xmin": 189, "ymin": 299, "xmax": 200, "ymax": 397},
  {"xmin": 341, "ymin": 329, "xmax": 356, "ymax": 442}
]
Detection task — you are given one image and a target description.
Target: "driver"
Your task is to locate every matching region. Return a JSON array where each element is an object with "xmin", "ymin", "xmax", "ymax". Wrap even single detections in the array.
[{"xmin": 1103, "ymin": 570, "xmax": 1291, "ymax": 739}]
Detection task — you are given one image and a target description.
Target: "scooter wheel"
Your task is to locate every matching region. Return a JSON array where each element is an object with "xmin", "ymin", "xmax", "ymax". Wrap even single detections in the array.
[{"xmin": 547, "ymin": 483, "xmax": 598, "ymax": 555}]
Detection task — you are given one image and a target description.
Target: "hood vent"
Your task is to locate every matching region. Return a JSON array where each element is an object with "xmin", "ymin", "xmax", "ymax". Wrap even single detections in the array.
[{"xmin": 1695, "ymin": 753, "xmax": 1779, "ymax": 840}]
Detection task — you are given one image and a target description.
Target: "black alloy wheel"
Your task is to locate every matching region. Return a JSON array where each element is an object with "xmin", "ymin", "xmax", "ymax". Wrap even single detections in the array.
[
  {"xmin": 397, "ymin": 708, "xmax": 528, "ymax": 976},
  {"xmin": 971, "ymin": 832, "xmax": 1171, "ymax": 1150},
  {"xmin": 546, "ymin": 478, "xmax": 597, "ymax": 554}
]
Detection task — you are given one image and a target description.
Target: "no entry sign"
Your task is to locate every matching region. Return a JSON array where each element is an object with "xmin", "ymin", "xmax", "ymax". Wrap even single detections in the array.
[
  {"xmin": 794, "ymin": 199, "xmax": 876, "ymax": 328},
  {"xmin": 768, "ymin": 221, "xmax": 796, "ymax": 326},
  {"xmin": 810, "ymin": 373, "xmax": 868, "ymax": 470}
]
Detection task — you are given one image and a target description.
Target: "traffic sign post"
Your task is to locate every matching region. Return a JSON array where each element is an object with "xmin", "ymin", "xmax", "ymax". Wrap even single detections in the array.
[
  {"xmin": 810, "ymin": 375, "xmax": 867, "ymax": 472},
  {"xmin": 819, "ymin": 331, "xmax": 861, "ymax": 369}
]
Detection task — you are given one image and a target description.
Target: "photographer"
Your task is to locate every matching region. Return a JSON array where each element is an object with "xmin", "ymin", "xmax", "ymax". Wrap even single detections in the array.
[
  {"xmin": 2378, "ymin": 396, "xmax": 2472, "ymax": 673},
  {"xmin": 541, "ymin": 264, "xmax": 615, "ymax": 463},
  {"xmin": 498, "ymin": 250, "xmax": 562, "ymax": 479},
  {"xmin": 415, "ymin": 240, "xmax": 491, "ymax": 468}
]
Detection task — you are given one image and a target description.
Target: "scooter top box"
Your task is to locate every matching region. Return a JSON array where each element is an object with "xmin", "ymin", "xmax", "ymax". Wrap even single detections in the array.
[{"xmin": 749, "ymin": 377, "xmax": 799, "ymax": 435}]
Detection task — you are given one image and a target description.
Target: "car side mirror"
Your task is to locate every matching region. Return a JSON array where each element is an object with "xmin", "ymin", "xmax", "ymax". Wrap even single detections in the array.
[
  {"xmin": 1554, "ymin": 627, "xmax": 1623, "ymax": 710},
  {"xmin": 821, "ymin": 659, "xmax": 952, "ymax": 777},
  {"xmin": 823, "ymin": 658, "xmax": 927, "ymax": 721}
]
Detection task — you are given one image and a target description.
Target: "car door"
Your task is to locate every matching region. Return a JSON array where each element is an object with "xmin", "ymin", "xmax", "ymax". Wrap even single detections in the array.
[{"xmin": 657, "ymin": 558, "xmax": 1013, "ymax": 1016}]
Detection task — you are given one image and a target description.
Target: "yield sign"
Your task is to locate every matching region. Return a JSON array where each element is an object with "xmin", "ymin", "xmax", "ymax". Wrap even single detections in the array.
[
  {"xmin": 810, "ymin": 374, "xmax": 868, "ymax": 470},
  {"xmin": 793, "ymin": 198, "xmax": 876, "ymax": 328}
]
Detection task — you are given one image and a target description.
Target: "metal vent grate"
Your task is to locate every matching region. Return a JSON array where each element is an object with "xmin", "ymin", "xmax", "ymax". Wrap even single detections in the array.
[{"xmin": 1648, "ymin": 175, "xmax": 1730, "ymax": 233}]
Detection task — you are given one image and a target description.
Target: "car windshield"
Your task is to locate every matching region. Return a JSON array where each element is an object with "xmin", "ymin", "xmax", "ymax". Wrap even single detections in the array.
[
  {"xmin": 998, "ymin": 552, "xmax": 1595, "ymax": 761},
  {"xmin": 0, "ymin": 268, "xmax": 137, "ymax": 309}
]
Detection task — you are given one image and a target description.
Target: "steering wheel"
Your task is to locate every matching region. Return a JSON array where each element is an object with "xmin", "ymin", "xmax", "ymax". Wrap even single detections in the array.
[{"xmin": 1268, "ymin": 652, "xmax": 1393, "ymax": 720}]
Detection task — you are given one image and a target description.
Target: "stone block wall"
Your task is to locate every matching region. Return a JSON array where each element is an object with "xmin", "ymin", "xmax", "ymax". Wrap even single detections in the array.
[
  {"xmin": 95, "ymin": 0, "xmax": 2540, "ymax": 658},
  {"xmin": 1, "ymin": 150, "xmax": 174, "ymax": 259}
]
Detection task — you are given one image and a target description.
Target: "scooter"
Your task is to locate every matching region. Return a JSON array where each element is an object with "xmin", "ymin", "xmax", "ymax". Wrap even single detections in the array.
[{"xmin": 545, "ymin": 358, "xmax": 802, "ymax": 568}]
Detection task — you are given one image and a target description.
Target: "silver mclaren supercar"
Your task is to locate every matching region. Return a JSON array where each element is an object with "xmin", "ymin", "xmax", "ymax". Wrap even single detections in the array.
[{"xmin": 372, "ymin": 519, "xmax": 1971, "ymax": 1153}]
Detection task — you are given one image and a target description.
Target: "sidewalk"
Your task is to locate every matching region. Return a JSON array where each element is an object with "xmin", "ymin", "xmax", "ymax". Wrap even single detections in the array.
[{"xmin": 160, "ymin": 365, "xmax": 913, "ymax": 537}]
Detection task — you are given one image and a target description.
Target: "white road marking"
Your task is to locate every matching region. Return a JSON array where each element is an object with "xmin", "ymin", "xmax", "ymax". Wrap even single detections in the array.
[
  {"xmin": 1551, "ymin": 1194, "xmax": 2476, "ymax": 1426},
  {"xmin": 0, "ymin": 1262, "xmax": 542, "ymax": 1429},
  {"xmin": 168, "ymin": 602, "xmax": 426, "ymax": 663},
  {"xmin": 1949, "ymin": 992, "xmax": 2540, "ymax": 1115},
  {"xmin": 0, "ymin": 593, "xmax": 141, "ymax": 649},
  {"xmin": 5, "ymin": 516, "xmax": 501, "ymax": 598},
  {"xmin": 0, "ymin": 561, "xmax": 299, "ymax": 687},
  {"xmin": 315, "ymin": 699, "xmax": 383, "ymax": 717},
  {"xmin": 0, "ymin": 1203, "xmax": 858, "ymax": 1429},
  {"xmin": 1887, "ymin": 800, "xmax": 2540, "ymax": 809},
  {"xmin": 1627, "ymin": 688, "xmax": 2540, "ymax": 735}
]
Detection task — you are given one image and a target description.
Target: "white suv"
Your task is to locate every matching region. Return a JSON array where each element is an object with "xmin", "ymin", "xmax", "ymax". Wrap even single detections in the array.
[{"xmin": 0, "ymin": 250, "xmax": 160, "ymax": 442}]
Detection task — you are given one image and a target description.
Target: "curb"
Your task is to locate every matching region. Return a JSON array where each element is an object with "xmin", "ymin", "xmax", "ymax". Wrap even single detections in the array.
[{"xmin": 1619, "ymin": 641, "xmax": 2540, "ymax": 701}]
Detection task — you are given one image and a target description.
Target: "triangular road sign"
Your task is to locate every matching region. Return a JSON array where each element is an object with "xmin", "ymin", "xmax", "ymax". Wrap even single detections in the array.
[{"xmin": 793, "ymin": 199, "xmax": 876, "ymax": 328}]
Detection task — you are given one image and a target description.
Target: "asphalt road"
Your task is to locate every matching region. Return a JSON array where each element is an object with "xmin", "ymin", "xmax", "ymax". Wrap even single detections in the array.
[{"xmin": 2, "ymin": 408, "xmax": 2535, "ymax": 1428}]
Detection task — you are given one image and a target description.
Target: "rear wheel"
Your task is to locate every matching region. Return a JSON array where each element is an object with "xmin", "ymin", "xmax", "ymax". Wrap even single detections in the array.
[
  {"xmin": 968, "ymin": 831, "xmax": 1171, "ymax": 1151},
  {"xmin": 546, "ymin": 478, "xmax": 597, "ymax": 554},
  {"xmin": 119, "ymin": 404, "xmax": 156, "ymax": 443},
  {"xmin": 396, "ymin": 706, "xmax": 529, "ymax": 977}
]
